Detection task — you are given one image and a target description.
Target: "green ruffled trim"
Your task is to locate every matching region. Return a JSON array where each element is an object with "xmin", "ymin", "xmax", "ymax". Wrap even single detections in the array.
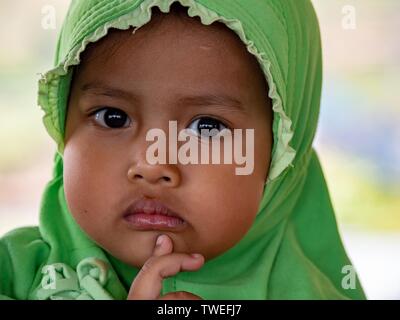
[
  {"xmin": 38, "ymin": 0, "xmax": 295, "ymax": 181},
  {"xmin": 33, "ymin": 257, "xmax": 114, "ymax": 300}
]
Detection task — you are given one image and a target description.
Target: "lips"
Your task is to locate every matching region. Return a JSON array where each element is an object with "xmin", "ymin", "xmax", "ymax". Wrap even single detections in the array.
[{"xmin": 123, "ymin": 198, "xmax": 187, "ymax": 231}]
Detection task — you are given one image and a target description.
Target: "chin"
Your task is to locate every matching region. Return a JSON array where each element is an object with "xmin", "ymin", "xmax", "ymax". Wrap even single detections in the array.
[{"xmin": 117, "ymin": 251, "xmax": 149, "ymax": 269}]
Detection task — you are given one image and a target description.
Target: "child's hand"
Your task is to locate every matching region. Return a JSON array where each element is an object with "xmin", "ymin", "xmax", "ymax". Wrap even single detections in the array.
[{"xmin": 127, "ymin": 234, "xmax": 204, "ymax": 300}]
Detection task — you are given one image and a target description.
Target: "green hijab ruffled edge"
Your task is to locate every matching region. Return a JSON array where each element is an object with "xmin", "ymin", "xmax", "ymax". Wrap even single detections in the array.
[{"xmin": 0, "ymin": 0, "xmax": 366, "ymax": 300}]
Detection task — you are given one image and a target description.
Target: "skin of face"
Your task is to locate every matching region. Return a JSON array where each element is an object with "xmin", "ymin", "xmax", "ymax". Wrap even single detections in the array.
[{"xmin": 63, "ymin": 10, "xmax": 273, "ymax": 268}]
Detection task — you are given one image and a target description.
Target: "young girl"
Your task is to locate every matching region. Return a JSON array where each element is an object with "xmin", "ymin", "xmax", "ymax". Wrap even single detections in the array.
[{"xmin": 0, "ymin": 0, "xmax": 365, "ymax": 300}]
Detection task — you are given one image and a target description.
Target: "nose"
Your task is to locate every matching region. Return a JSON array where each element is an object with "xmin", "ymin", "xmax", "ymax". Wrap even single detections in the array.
[{"xmin": 127, "ymin": 161, "xmax": 181, "ymax": 187}]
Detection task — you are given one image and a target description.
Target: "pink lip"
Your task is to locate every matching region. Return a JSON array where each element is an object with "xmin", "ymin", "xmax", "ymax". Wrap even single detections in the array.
[{"xmin": 123, "ymin": 198, "xmax": 187, "ymax": 231}]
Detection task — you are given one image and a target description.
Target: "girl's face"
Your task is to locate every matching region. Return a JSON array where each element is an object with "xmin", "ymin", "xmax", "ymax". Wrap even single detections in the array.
[{"xmin": 64, "ymin": 13, "xmax": 273, "ymax": 268}]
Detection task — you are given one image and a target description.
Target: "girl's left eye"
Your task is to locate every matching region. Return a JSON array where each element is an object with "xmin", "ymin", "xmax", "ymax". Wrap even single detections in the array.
[
  {"xmin": 91, "ymin": 107, "xmax": 131, "ymax": 129},
  {"xmin": 187, "ymin": 116, "xmax": 229, "ymax": 137}
]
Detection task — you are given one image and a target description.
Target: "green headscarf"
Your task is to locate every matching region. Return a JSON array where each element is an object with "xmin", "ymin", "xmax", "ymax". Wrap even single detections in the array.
[{"xmin": 0, "ymin": 0, "xmax": 366, "ymax": 299}]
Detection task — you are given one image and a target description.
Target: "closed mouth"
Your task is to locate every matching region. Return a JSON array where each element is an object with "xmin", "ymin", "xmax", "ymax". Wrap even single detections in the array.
[{"xmin": 123, "ymin": 198, "xmax": 187, "ymax": 231}]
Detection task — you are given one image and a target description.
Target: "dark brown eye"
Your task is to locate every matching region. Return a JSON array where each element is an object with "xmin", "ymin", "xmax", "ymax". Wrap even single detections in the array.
[
  {"xmin": 93, "ymin": 107, "xmax": 130, "ymax": 128},
  {"xmin": 188, "ymin": 116, "xmax": 229, "ymax": 137}
]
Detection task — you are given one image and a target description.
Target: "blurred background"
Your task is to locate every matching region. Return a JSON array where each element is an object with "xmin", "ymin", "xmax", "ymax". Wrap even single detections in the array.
[{"xmin": 0, "ymin": 0, "xmax": 399, "ymax": 299}]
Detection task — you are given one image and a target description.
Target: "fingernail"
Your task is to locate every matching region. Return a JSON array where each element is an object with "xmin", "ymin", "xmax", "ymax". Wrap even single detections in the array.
[
  {"xmin": 190, "ymin": 253, "xmax": 202, "ymax": 259},
  {"xmin": 156, "ymin": 235, "xmax": 165, "ymax": 246}
]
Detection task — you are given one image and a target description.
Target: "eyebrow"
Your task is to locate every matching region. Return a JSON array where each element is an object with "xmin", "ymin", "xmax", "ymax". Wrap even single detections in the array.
[
  {"xmin": 80, "ymin": 82, "xmax": 246, "ymax": 114},
  {"xmin": 81, "ymin": 82, "xmax": 138, "ymax": 102},
  {"xmin": 175, "ymin": 94, "xmax": 246, "ymax": 114}
]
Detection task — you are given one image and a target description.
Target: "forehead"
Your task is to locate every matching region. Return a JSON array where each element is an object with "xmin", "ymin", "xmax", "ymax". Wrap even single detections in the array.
[{"xmin": 74, "ymin": 12, "xmax": 266, "ymax": 99}]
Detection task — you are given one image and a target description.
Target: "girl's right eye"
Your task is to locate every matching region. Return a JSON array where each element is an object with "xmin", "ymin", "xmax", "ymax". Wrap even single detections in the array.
[{"xmin": 91, "ymin": 107, "xmax": 131, "ymax": 129}]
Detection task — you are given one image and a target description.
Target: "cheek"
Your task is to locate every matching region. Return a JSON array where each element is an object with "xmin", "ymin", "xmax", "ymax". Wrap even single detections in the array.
[
  {"xmin": 62, "ymin": 138, "xmax": 123, "ymax": 233},
  {"xmin": 63, "ymin": 145, "xmax": 95, "ymax": 228},
  {"xmin": 187, "ymin": 164, "xmax": 264, "ymax": 257}
]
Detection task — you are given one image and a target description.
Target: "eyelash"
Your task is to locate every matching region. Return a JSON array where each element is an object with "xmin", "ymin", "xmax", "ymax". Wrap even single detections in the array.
[{"xmin": 88, "ymin": 106, "xmax": 232, "ymax": 134}]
